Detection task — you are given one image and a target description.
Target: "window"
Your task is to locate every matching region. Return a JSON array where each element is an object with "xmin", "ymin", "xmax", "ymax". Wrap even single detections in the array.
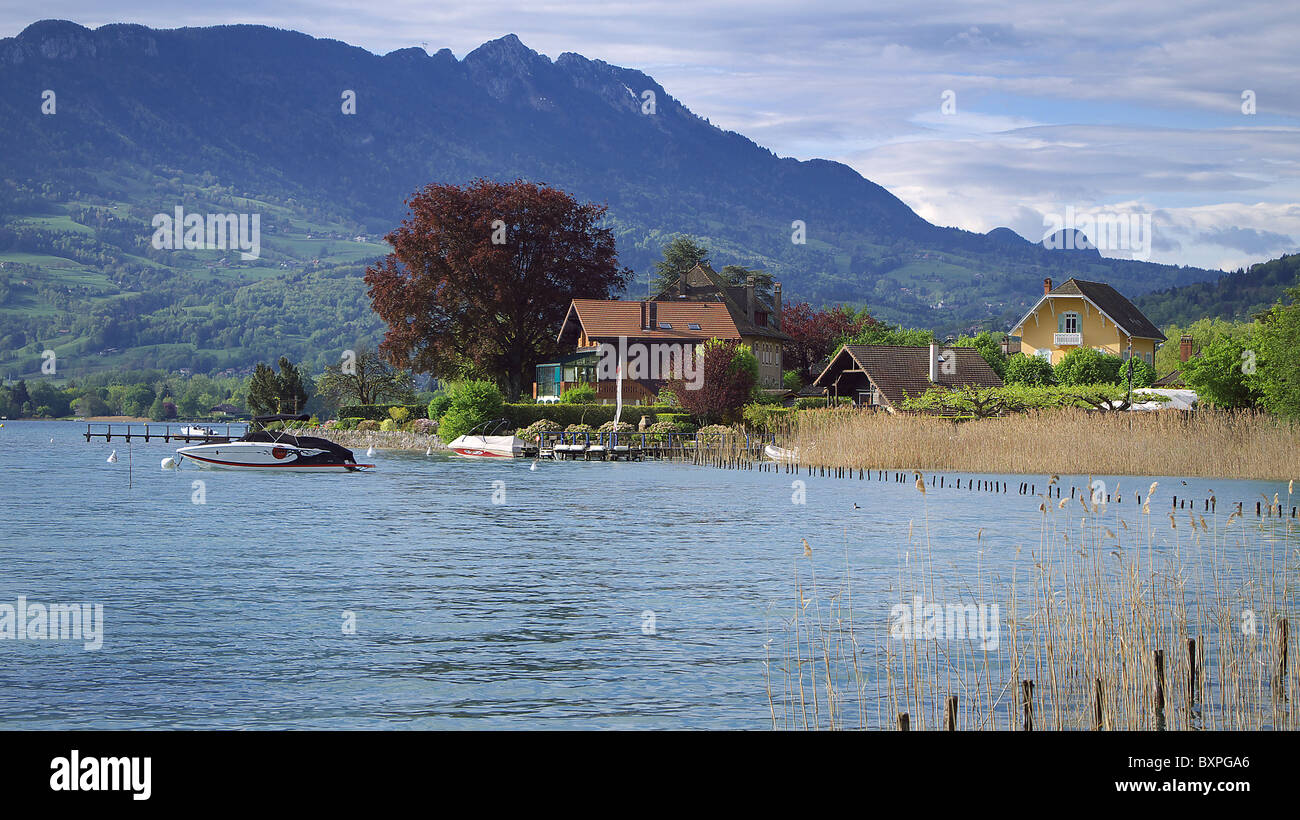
[
  {"xmin": 1037, "ymin": 349, "xmax": 1051, "ymax": 361},
  {"xmin": 1144, "ymin": 351, "xmax": 1153, "ymax": 364},
  {"xmin": 658, "ymin": 322, "xmax": 672, "ymax": 330},
  {"xmin": 687, "ymin": 323, "xmax": 701, "ymax": 330},
  {"xmin": 1059, "ymin": 312, "xmax": 1080, "ymax": 334}
]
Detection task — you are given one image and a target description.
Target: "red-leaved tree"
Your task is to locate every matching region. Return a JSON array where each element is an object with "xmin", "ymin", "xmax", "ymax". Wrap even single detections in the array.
[
  {"xmin": 665, "ymin": 339, "xmax": 758, "ymax": 423},
  {"xmin": 780, "ymin": 303, "xmax": 878, "ymax": 384},
  {"xmin": 365, "ymin": 179, "xmax": 631, "ymax": 400}
]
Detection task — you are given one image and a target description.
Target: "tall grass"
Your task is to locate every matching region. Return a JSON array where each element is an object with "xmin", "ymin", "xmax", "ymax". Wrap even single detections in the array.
[
  {"xmin": 765, "ymin": 478, "xmax": 1298, "ymax": 730},
  {"xmin": 778, "ymin": 408, "xmax": 1300, "ymax": 480}
]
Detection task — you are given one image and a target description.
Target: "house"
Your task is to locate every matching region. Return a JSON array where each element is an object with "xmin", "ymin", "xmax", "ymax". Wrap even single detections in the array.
[
  {"xmin": 539, "ymin": 299, "xmax": 743, "ymax": 404},
  {"xmin": 1009, "ymin": 278, "xmax": 1166, "ymax": 365},
  {"xmin": 209, "ymin": 403, "xmax": 242, "ymax": 416},
  {"xmin": 535, "ymin": 262, "xmax": 792, "ymax": 402},
  {"xmin": 812, "ymin": 344, "xmax": 1003, "ymax": 412},
  {"xmin": 652, "ymin": 262, "xmax": 790, "ymax": 390}
]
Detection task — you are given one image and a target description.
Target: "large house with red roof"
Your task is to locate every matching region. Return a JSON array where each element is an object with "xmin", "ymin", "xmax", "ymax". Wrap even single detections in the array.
[{"xmin": 534, "ymin": 263, "xmax": 790, "ymax": 403}]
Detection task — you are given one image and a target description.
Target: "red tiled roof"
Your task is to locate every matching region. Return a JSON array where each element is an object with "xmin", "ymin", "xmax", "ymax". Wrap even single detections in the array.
[{"xmin": 560, "ymin": 299, "xmax": 741, "ymax": 341}]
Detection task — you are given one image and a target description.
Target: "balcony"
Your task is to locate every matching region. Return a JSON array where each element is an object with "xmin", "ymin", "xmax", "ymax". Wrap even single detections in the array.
[{"xmin": 1053, "ymin": 332, "xmax": 1082, "ymax": 346}]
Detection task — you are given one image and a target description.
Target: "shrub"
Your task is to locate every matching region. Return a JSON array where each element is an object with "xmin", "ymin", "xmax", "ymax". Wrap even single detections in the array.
[
  {"xmin": 656, "ymin": 412, "xmax": 693, "ymax": 427},
  {"xmin": 743, "ymin": 402, "xmax": 791, "ymax": 430},
  {"xmin": 518, "ymin": 419, "xmax": 559, "ymax": 442},
  {"xmin": 646, "ymin": 419, "xmax": 695, "ymax": 443},
  {"xmin": 565, "ymin": 423, "xmax": 595, "ymax": 433},
  {"xmin": 356, "ymin": 419, "xmax": 380, "ymax": 431},
  {"xmin": 783, "ymin": 370, "xmax": 802, "ymax": 391},
  {"xmin": 410, "ymin": 417, "xmax": 437, "ymax": 434},
  {"xmin": 427, "ymin": 394, "xmax": 452, "ymax": 420},
  {"xmin": 597, "ymin": 420, "xmax": 636, "ymax": 433},
  {"xmin": 437, "ymin": 380, "xmax": 505, "ymax": 442},
  {"xmin": 380, "ymin": 418, "xmax": 399, "ymax": 432},
  {"xmin": 696, "ymin": 424, "xmax": 734, "ymax": 439},
  {"xmin": 1055, "ymin": 347, "xmax": 1123, "ymax": 386},
  {"xmin": 794, "ymin": 396, "xmax": 827, "ymax": 410},
  {"xmin": 559, "ymin": 383, "xmax": 597, "ymax": 403},
  {"xmin": 339, "ymin": 404, "xmax": 428, "ymax": 421},
  {"xmin": 388, "ymin": 406, "xmax": 411, "ymax": 423},
  {"xmin": 500, "ymin": 403, "xmax": 675, "ymax": 429},
  {"xmin": 1121, "ymin": 357, "xmax": 1156, "ymax": 388},
  {"xmin": 1004, "ymin": 354, "xmax": 1056, "ymax": 386}
]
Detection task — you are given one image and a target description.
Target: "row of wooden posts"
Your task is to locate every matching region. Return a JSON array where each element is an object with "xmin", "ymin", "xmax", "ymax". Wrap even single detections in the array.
[
  {"xmin": 894, "ymin": 619, "xmax": 1289, "ymax": 730},
  {"xmin": 746, "ymin": 458, "xmax": 1297, "ymax": 519}
]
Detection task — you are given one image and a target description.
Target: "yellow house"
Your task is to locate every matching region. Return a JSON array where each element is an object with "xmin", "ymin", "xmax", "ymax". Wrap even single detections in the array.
[{"xmin": 1009, "ymin": 278, "xmax": 1165, "ymax": 365}]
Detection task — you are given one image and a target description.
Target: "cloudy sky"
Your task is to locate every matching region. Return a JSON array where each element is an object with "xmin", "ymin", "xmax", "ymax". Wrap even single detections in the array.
[{"xmin": 4, "ymin": 0, "xmax": 1297, "ymax": 271}]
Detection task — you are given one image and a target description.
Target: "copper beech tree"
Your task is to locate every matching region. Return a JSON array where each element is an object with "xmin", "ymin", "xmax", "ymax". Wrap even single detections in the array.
[{"xmin": 365, "ymin": 179, "xmax": 631, "ymax": 401}]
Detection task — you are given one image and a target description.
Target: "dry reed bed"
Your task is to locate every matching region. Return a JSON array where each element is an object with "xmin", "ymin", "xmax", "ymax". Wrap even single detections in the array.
[
  {"xmin": 779, "ymin": 408, "xmax": 1300, "ymax": 480},
  {"xmin": 766, "ymin": 482, "xmax": 1298, "ymax": 730}
]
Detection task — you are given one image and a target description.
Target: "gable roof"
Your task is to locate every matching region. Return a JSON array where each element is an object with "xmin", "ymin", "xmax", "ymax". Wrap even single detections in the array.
[
  {"xmin": 812, "ymin": 345, "xmax": 1004, "ymax": 410},
  {"xmin": 1011, "ymin": 278, "xmax": 1166, "ymax": 341},
  {"xmin": 653, "ymin": 262, "xmax": 791, "ymax": 341},
  {"xmin": 559, "ymin": 299, "xmax": 740, "ymax": 343}
]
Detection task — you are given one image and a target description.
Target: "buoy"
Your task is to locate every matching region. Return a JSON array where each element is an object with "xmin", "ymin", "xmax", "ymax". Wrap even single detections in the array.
[
  {"xmin": 425, "ymin": 446, "xmax": 432, "ymax": 456},
  {"xmin": 161, "ymin": 457, "xmax": 176, "ymax": 470},
  {"xmin": 107, "ymin": 450, "xmax": 118, "ymax": 463},
  {"xmin": 50, "ymin": 437, "xmax": 55, "ymax": 443},
  {"xmin": 365, "ymin": 445, "xmax": 375, "ymax": 457},
  {"xmin": 530, "ymin": 461, "xmax": 539, "ymax": 471}
]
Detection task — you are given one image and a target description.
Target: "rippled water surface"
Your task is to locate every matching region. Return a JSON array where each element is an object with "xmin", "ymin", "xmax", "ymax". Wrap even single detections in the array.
[{"xmin": 0, "ymin": 420, "xmax": 1289, "ymax": 728}]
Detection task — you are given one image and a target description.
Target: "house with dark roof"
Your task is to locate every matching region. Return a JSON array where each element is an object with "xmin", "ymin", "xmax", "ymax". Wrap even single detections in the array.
[
  {"xmin": 1009, "ymin": 278, "xmax": 1166, "ymax": 366},
  {"xmin": 652, "ymin": 262, "xmax": 791, "ymax": 389},
  {"xmin": 812, "ymin": 344, "xmax": 1004, "ymax": 413}
]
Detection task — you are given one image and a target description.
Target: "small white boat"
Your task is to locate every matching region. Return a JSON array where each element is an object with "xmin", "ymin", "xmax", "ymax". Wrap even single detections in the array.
[
  {"xmin": 176, "ymin": 414, "xmax": 373, "ymax": 472},
  {"xmin": 764, "ymin": 444, "xmax": 800, "ymax": 463},
  {"xmin": 179, "ymin": 425, "xmax": 216, "ymax": 437},
  {"xmin": 447, "ymin": 419, "xmax": 525, "ymax": 458}
]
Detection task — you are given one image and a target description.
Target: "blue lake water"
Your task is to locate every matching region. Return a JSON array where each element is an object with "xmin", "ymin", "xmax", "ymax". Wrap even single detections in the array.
[{"xmin": 0, "ymin": 419, "xmax": 1293, "ymax": 729}]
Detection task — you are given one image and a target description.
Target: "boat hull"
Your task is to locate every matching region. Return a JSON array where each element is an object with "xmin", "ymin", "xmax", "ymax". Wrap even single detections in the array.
[
  {"xmin": 447, "ymin": 434, "xmax": 525, "ymax": 458},
  {"xmin": 176, "ymin": 442, "xmax": 372, "ymax": 471}
]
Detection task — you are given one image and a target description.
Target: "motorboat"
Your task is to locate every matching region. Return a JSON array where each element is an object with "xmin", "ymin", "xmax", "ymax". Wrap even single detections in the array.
[
  {"xmin": 179, "ymin": 424, "xmax": 216, "ymax": 437},
  {"xmin": 175, "ymin": 414, "xmax": 373, "ymax": 471},
  {"xmin": 447, "ymin": 418, "xmax": 526, "ymax": 458},
  {"xmin": 764, "ymin": 444, "xmax": 800, "ymax": 464}
]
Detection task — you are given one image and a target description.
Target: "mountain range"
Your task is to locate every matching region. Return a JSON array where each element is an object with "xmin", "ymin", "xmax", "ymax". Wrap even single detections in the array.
[{"xmin": 0, "ymin": 20, "xmax": 1241, "ymax": 377}]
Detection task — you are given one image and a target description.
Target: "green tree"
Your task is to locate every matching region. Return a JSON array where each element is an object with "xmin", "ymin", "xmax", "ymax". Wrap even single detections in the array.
[
  {"xmin": 1182, "ymin": 335, "xmax": 1258, "ymax": 408},
  {"xmin": 316, "ymin": 345, "xmax": 415, "ymax": 408},
  {"xmin": 559, "ymin": 383, "xmax": 596, "ymax": 403},
  {"xmin": 1004, "ymin": 354, "xmax": 1056, "ymax": 386},
  {"xmin": 246, "ymin": 357, "xmax": 312, "ymax": 415},
  {"xmin": 652, "ymin": 235, "xmax": 710, "ymax": 293},
  {"xmin": 437, "ymin": 379, "xmax": 505, "ymax": 442},
  {"xmin": 720, "ymin": 264, "xmax": 774, "ymax": 304},
  {"xmin": 953, "ymin": 331, "xmax": 1007, "ymax": 379},
  {"xmin": 1248, "ymin": 288, "xmax": 1300, "ymax": 418},
  {"xmin": 1055, "ymin": 348, "xmax": 1123, "ymax": 386}
]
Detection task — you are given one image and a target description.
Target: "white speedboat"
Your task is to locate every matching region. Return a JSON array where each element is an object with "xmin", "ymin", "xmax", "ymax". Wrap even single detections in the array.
[
  {"xmin": 447, "ymin": 419, "xmax": 526, "ymax": 458},
  {"xmin": 764, "ymin": 444, "xmax": 800, "ymax": 463},
  {"xmin": 179, "ymin": 425, "xmax": 216, "ymax": 437},
  {"xmin": 175, "ymin": 414, "xmax": 373, "ymax": 471}
]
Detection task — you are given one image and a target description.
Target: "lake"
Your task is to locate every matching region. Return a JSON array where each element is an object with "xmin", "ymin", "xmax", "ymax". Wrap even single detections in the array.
[{"xmin": 0, "ymin": 419, "xmax": 1292, "ymax": 729}]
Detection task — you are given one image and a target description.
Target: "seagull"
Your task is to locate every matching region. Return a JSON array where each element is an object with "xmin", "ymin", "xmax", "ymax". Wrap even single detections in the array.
[{"xmin": 107, "ymin": 450, "xmax": 118, "ymax": 463}]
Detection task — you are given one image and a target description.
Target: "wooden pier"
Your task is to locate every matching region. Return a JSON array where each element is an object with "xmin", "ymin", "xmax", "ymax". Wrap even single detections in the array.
[{"xmin": 83, "ymin": 422, "xmax": 248, "ymax": 444}]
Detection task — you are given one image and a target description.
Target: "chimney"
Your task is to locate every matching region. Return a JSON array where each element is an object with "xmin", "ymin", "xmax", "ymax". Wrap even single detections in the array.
[
  {"xmin": 1043, "ymin": 277, "xmax": 1053, "ymax": 295},
  {"xmin": 773, "ymin": 282, "xmax": 782, "ymax": 330},
  {"xmin": 648, "ymin": 301, "xmax": 658, "ymax": 329},
  {"xmin": 929, "ymin": 343, "xmax": 940, "ymax": 383},
  {"xmin": 678, "ymin": 270, "xmax": 687, "ymax": 296},
  {"xmin": 746, "ymin": 275, "xmax": 756, "ymax": 322},
  {"xmin": 1180, "ymin": 334, "xmax": 1193, "ymax": 363},
  {"xmin": 640, "ymin": 301, "xmax": 648, "ymax": 330}
]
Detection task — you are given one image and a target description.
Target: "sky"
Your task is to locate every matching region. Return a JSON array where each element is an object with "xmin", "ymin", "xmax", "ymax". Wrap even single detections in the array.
[{"xmin": 3, "ymin": 0, "xmax": 1297, "ymax": 272}]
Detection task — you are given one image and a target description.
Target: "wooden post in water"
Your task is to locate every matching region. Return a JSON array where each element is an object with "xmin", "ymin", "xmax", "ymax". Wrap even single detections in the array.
[
  {"xmin": 1094, "ymin": 678, "xmax": 1105, "ymax": 730},
  {"xmin": 897, "ymin": 713, "xmax": 909, "ymax": 731},
  {"xmin": 1187, "ymin": 638, "xmax": 1197, "ymax": 710},
  {"xmin": 945, "ymin": 695, "xmax": 957, "ymax": 730},
  {"xmin": 1021, "ymin": 680, "xmax": 1034, "ymax": 731},
  {"xmin": 1153, "ymin": 649, "xmax": 1166, "ymax": 730}
]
